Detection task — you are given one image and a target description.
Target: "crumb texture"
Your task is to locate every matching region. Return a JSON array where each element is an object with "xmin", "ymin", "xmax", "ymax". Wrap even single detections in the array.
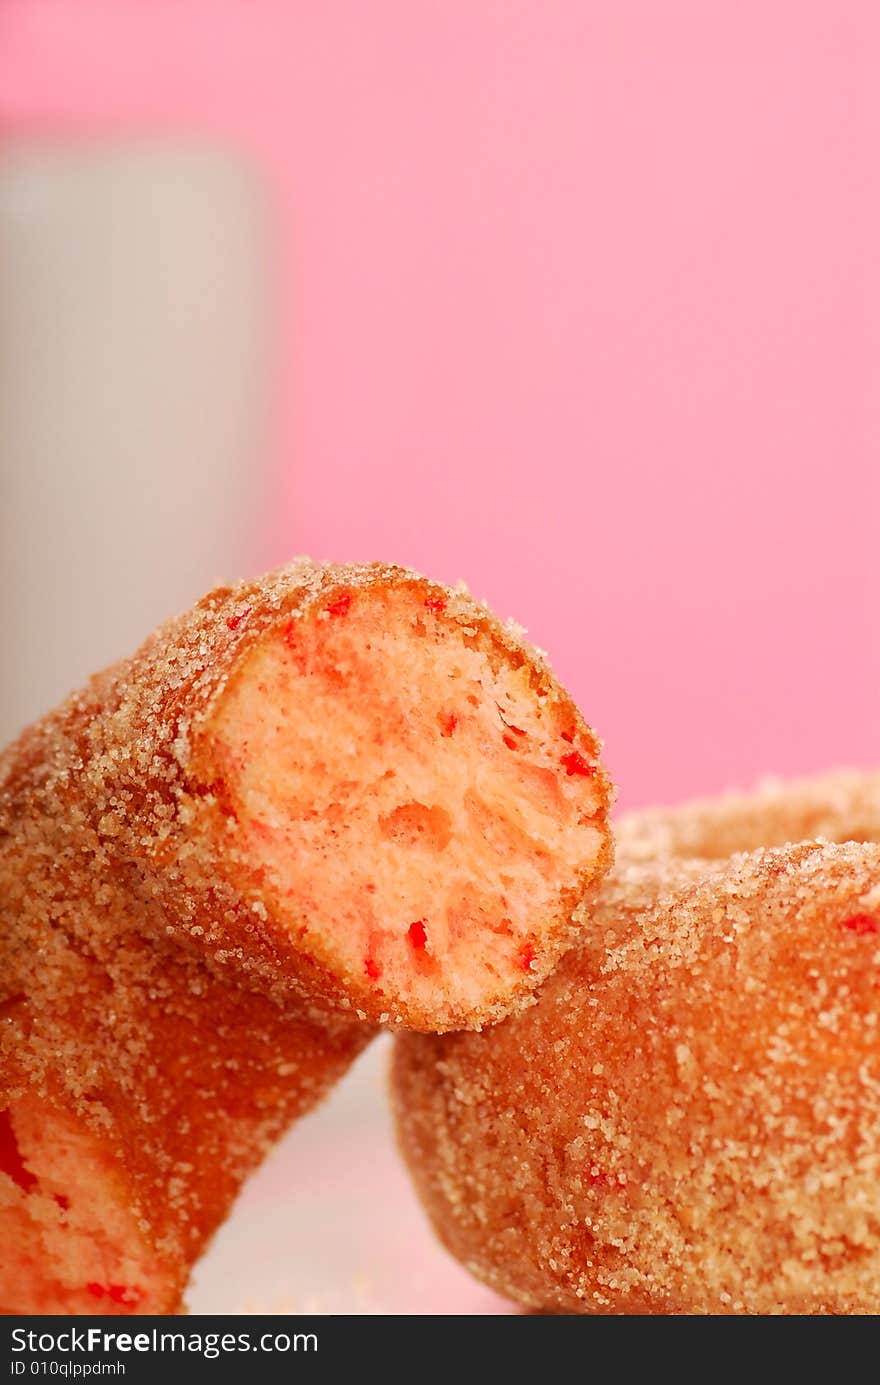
[
  {"xmin": 206, "ymin": 579, "xmax": 611, "ymax": 1028},
  {"xmin": 393, "ymin": 843, "xmax": 880, "ymax": 1314}
]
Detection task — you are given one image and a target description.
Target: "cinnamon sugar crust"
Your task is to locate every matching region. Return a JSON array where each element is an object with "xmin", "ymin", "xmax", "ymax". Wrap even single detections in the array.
[
  {"xmin": 393, "ymin": 843, "xmax": 880, "ymax": 1314},
  {"xmin": 2, "ymin": 559, "xmax": 612, "ymax": 1032},
  {"xmin": 0, "ymin": 930, "xmax": 365, "ymax": 1314},
  {"xmin": 617, "ymin": 768, "xmax": 880, "ymax": 863}
]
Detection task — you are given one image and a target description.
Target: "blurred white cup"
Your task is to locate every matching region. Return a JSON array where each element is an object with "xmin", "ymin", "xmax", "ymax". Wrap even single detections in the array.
[{"xmin": 0, "ymin": 140, "xmax": 271, "ymax": 741}]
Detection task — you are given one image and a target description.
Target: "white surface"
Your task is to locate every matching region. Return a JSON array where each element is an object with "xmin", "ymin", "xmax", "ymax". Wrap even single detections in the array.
[{"xmin": 188, "ymin": 1038, "xmax": 510, "ymax": 1316}]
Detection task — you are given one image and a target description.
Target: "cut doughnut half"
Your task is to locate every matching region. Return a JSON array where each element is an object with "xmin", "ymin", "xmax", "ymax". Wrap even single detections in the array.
[
  {"xmin": 195, "ymin": 569, "xmax": 613, "ymax": 1030},
  {"xmin": 0, "ymin": 1102, "xmax": 174, "ymax": 1316}
]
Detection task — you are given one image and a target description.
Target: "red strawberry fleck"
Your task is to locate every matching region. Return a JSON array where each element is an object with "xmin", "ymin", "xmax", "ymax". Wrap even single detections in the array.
[
  {"xmin": 86, "ymin": 1282, "xmax": 142, "ymax": 1307},
  {"xmin": 560, "ymin": 727, "xmax": 576, "ymax": 743},
  {"xmin": 438, "ymin": 711, "xmax": 458, "ymax": 737},
  {"xmin": 424, "ymin": 596, "xmax": 447, "ymax": 613},
  {"xmin": 282, "ymin": 619, "xmax": 297, "ymax": 648},
  {"xmin": 226, "ymin": 607, "xmax": 251, "ymax": 631},
  {"xmin": 0, "ymin": 1109, "xmax": 37, "ymax": 1194},
  {"xmin": 326, "ymin": 591, "xmax": 352, "ymax": 617},
  {"xmin": 408, "ymin": 920, "xmax": 428, "ymax": 950},
  {"xmin": 108, "ymin": 1284, "xmax": 142, "ymax": 1306},
  {"xmin": 54, "ymin": 1193, "xmax": 70, "ymax": 1211},
  {"xmin": 519, "ymin": 944, "xmax": 535, "ymax": 973},
  {"xmin": 500, "ymin": 717, "xmax": 526, "ymax": 752},
  {"xmin": 841, "ymin": 914, "xmax": 879, "ymax": 936},
  {"xmin": 364, "ymin": 957, "xmax": 382, "ymax": 981},
  {"xmin": 561, "ymin": 750, "xmax": 593, "ymax": 778}
]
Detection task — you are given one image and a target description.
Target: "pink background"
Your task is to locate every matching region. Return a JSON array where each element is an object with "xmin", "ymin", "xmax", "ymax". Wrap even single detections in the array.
[{"xmin": 3, "ymin": 0, "xmax": 878, "ymax": 810}]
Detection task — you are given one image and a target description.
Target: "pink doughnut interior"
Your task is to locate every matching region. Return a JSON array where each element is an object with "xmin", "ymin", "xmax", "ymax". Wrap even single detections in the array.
[{"xmin": 206, "ymin": 583, "xmax": 606, "ymax": 1025}]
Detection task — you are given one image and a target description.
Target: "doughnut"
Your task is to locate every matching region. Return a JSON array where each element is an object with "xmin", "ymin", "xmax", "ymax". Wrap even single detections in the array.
[
  {"xmin": 618, "ymin": 768, "xmax": 880, "ymax": 862},
  {"xmin": 1, "ymin": 559, "xmax": 612, "ymax": 1313},
  {"xmin": 392, "ymin": 842, "xmax": 880, "ymax": 1314},
  {"xmin": 0, "ymin": 942, "xmax": 366, "ymax": 1314}
]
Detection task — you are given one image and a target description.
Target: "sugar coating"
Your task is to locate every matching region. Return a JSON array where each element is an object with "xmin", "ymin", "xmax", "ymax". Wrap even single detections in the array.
[
  {"xmin": 393, "ymin": 842, "xmax": 880, "ymax": 1314},
  {"xmin": 0, "ymin": 951, "xmax": 364, "ymax": 1313},
  {"xmin": 1, "ymin": 558, "xmax": 612, "ymax": 1313},
  {"xmin": 2, "ymin": 559, "xmax": 611, "ymax": 1031},
  {"xmin": 617, "ymin": 768, "xmax": 880, "ymax": 862}
]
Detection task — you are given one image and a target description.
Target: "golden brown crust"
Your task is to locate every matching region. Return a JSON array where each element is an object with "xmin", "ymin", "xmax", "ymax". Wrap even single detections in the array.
[
  {"xmin": 1, "ymin": 921, "xmax": 367, "ymax": 1313},
  {"xmin": 0, "ymin": 559, "xmax": 612, "ymax": 1029},
  {"xmin": 393, "ymin": 842, "xmax": 880, "ymax": 1314},
  {"xmin": 617, "ymin": 768, "xmax": 880, "ymax": 863}
]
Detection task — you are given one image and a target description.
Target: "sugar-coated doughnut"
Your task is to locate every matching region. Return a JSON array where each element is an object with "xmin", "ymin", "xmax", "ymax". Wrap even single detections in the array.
[
  {"xmin": 0, "ymin": 940, "xmax": 366, "ymax": 1314},
  {"xmin": 393, "ymin": 843, "xmax": 880, "ymax": 1314},
  {"xmin": 618, "ymin": 768, "xmax": 880, "ymax": 862},
  {"xmin": 1, "ymin": 559, "xmax": 612, "ymax": 1313}
]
